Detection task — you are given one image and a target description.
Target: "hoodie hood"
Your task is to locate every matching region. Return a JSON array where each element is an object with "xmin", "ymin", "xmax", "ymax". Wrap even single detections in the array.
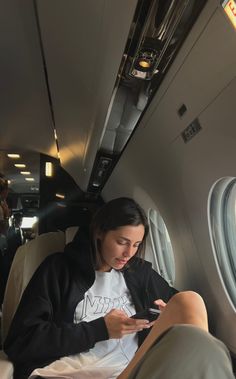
[{"xmin": 64, "ymin": 226, "xmax": 95, "ymax": 286}]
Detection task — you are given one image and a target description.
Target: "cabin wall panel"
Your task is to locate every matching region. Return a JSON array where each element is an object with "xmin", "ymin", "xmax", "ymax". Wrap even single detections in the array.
[{"xmin": 177, "ymin": 77, "xmax": 236, "ymax": 352}]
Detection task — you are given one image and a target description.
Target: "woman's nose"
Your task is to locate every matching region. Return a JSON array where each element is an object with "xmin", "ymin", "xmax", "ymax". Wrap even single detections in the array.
[{"xmin": 123, "ymin": 245, "xmax": 135, "ymax": 257}]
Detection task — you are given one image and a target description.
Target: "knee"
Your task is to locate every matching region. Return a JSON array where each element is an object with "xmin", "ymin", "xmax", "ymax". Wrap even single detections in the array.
[
  {"xmin": 170, "ymin": 291, "xmax": 207, "ymax": 316},
  {"xmin": 172, "ymin": 290, "xmax": 205, "ymax": 306}
]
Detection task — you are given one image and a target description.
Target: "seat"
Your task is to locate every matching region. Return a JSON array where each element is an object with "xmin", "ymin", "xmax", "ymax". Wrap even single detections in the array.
[
  {"xmin": 65, "ymin": 225, "xmax": 79, "ymax": 245},
  {"xmin": 0, "ymin": 350, "xmax": 13, "ymax": 379},
  {"xmin": 0, "ymin": 230, "xmax": 66, "ymax": 379}
]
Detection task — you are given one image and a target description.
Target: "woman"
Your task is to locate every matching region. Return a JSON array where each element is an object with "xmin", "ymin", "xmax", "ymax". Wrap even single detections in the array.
[{"xmin": 4, "ymin": 198, "xmax": 234, "ymax": 379}]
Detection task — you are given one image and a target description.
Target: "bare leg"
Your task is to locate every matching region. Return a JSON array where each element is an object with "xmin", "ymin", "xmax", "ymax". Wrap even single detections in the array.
[{"xmin": 117, "ymin": 291, "xmax": 208, "ymax": 379}]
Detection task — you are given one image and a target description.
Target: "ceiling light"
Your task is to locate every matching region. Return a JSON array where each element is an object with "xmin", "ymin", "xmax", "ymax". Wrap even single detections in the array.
[
  {"xmin": 55, "ymin": 193, "xmax": 65, "ymax": 199},
  {"xmin": 20, "ymin": 171, "xmax": 31, "ymax": 175},
  {"xmin": 7, "ymin": 154, "xmax": 21, "ymax": 158},
  {"xmin": 14, "ymin": 164, "xmax": 26, "ymax": 168},
  {"xmin": 45, "ymin": 162, "xmax": 53, "ymax": 177},
  {"xmin": 54, "ymin": 129, "xmax": 58, "ymax": 140},
  {"xmin": 25, "ymin": 178, "xmax": 35, "ymax": 181}
]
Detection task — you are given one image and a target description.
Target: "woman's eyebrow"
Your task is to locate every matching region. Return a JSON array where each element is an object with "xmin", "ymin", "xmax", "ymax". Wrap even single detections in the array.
[
  {"xmin": 118, "ymin": 236, "xmax": 142, "ymax": 243},
  {"xmin": 118, "ymin": 236, "xmax": 131, "ymax": 242}
]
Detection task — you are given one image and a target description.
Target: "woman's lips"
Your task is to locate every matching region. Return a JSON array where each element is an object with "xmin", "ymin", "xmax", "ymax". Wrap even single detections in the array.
[{"xmin": 116, "ymin": 258, "xmax": 128, "ymax": 264}]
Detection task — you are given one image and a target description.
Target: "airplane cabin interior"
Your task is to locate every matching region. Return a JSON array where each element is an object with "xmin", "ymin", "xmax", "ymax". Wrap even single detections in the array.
[{"xmin": 0, "ymin": 0, "xmax": 235, "ymax": 376}]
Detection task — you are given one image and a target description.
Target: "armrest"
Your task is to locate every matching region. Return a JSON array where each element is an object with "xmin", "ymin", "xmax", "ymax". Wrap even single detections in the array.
[{"xmin": 0, "ymin": 350, "xmax": 14, "ymax": 379}]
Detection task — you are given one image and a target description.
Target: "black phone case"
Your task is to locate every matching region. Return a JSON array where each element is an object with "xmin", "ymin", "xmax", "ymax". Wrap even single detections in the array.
[{"xmin": 131, "ymin": 308, "xmax": 160, "ymax": 322}]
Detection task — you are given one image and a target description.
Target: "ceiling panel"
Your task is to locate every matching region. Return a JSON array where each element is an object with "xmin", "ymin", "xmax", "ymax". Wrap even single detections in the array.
[
  {"xmin": 0, "ymin": 0, "xmax": 58, "ymax": 157},
  {"xmin": 37, "ymin": 0, "xmax": 138, "ymax": 191}
]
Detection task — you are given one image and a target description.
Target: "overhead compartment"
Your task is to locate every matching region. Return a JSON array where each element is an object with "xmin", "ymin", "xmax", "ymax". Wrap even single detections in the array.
[{"xmin": 140, "ymin": 3, "xmax": 236, "ymax": 147}]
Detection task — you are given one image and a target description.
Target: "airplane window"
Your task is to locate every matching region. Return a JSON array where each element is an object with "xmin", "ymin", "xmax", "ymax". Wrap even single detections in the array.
[
  {"xmin": 208, "ymin": 177, "xmax": 236, "ymax": 308},
  {"xmin": 148, "ymin": 208, "xmax": 175, "ymax": 286}
]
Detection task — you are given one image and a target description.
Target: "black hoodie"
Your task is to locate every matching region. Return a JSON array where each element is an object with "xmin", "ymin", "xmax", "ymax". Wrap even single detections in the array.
[{"xmin": 4, "ymin": 227, "xmax": 178, "ymax": 379}]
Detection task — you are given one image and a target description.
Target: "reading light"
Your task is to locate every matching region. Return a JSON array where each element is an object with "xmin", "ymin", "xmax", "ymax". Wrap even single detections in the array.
[
  {"xmin": 20, "ymin": 171, "xmax": 31, "ymax": 175},
  {"xmin": 14, "ymin": 164, "xmax": 26, "ymax": 168},
  {"xmin": 45, "ymin": 162, "xmax": 53, "ymax": 177},
  {"xmin": 134, "ymin": 49, "xmax": 157, "ymax": 71},
  {"xmin": 131, "ymin": 48, "xmax": 159, "ymax": 80},
  {"xmin": 7, "ymin": 154, "xmax": 21, "ymax": 159},
  {"xmin": 25, "ymin": 178, "xmax": 35, "ymax": 181},
  {"xmin": 138, "ymin": 60, "xmax": 151, "ymax": 68}
]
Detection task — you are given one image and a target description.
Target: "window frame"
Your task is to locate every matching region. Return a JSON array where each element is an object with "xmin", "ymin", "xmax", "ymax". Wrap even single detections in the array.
[
  {"xmin": 208, "ymin": 176, "xmax": 236, "ymax": 309},
  {"xmin": 148, "ymin": 208, "xmax": 175, "ymax": 286}
]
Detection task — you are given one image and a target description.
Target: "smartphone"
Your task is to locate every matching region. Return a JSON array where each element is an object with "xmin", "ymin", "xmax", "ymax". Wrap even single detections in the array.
[{"xmin": 131, "ymin": 308, "xmax": 160, "ymax": 322}]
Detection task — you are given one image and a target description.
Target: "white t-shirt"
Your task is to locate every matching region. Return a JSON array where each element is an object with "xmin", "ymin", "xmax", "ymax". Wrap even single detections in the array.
[{"xmin": 29, "ymin": 270, "xmax": 138, "ymax": 379}]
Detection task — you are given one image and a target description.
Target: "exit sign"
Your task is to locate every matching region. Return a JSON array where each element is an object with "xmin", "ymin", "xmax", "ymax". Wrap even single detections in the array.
[{"xmin": 222, "ymin": 0, "xmax": 236, "ymax": 29}]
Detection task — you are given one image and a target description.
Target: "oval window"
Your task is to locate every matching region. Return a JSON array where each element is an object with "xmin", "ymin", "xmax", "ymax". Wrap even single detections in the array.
[
  {"xmin": 148, "ymin": 208, "xmax": 175, "ymax": 286},
  {"xmin": 208, "ymin": 177, "xmax": 236, "ymax": 308}
]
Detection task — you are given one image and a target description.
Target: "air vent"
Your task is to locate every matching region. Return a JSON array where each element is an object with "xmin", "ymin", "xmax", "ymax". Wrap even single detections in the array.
[{"xmin": 181, "ymin": 118, "xmax": 202, "ymax": 143}]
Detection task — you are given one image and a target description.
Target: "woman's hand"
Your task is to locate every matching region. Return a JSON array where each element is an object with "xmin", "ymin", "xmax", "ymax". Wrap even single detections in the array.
[
  {"xmin": 104, "ymin": 309, "xmax": 151, "ymax": 339},
  {"xmin": 154, "ymin": 299, "xmax": 167, "ymax": 312}
]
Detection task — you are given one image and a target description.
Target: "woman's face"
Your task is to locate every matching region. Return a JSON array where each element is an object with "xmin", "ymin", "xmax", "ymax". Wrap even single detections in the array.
[{"xmin": 97, "ymin": 224, "xmax": 145, "ymax": 272}]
